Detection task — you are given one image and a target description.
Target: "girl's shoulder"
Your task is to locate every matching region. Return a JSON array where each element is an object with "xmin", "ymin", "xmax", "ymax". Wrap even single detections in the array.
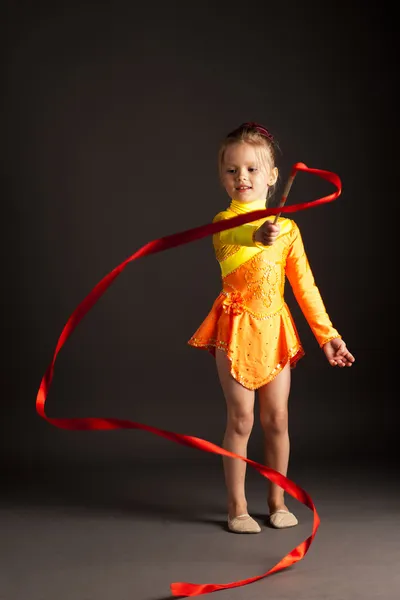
[
  {"xmin": 212, "ymin": 210, "xmax": 232, "ymax": 223},
  {"xmin": 275, "ymin": 216, "xmax": 300, "ymax": 237},
  {"xmin": 276, "ymin": 215, "xmax": 297, "ymax": 226},
  {"xmin": 211, "ymin": 212, "xmax": 301, "ymax": 237}
]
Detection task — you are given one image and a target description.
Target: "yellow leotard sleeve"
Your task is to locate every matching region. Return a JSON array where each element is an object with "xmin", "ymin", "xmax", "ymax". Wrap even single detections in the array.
[
  {"xmin": 212, "ymin": 211, "xmax": 261, "ymax": 247},
  {"xmin": 285, "ymin": 223, "xmax": 341, "ymax": 347},
  {"xmin": 212, "ymin": 211, "xmax": 269, "ymax": 276}
]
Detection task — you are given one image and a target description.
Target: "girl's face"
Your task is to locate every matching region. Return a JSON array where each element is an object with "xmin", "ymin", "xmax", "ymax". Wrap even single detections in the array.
[{"xmin": 221, "ymin": 142, "xmax": 278, "ymax": 203}]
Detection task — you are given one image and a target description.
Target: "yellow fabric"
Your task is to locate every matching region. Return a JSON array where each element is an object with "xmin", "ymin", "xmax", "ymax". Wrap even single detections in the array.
[{"xmin": 212, "ymin": 198, "xmax": 293, "ymax": 277}]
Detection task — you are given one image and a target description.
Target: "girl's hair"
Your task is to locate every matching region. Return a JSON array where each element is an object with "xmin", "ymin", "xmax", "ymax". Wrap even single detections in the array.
[{"xmin": 218, "ymin": 122, "xmax": 280, "ymax": 201}]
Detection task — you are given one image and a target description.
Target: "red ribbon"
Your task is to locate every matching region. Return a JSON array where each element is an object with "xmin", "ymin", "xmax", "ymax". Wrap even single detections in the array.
[{"xmin": 36, "ymin": 162, "xmax": 341, "ymax": 597}]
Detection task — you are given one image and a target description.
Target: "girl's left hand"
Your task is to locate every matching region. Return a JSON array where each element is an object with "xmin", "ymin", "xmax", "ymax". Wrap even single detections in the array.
[{"xmin": 323, "ymin": 338, "xmax": 355, "ymax": 367}]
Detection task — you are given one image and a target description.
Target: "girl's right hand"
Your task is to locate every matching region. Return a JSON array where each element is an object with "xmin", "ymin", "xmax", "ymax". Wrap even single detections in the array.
[{"xmin": 254, "ymin": 221, "xmax": 280, "ymax": 246}]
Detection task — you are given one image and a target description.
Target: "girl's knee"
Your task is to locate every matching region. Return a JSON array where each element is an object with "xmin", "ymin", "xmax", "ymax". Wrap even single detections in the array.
[
  {"xmin": 228, "ymin": 412, "xmax": 254, "ymax": 437},
  {"xmin": 260, "ymin": 409, "xmax": 288, "ymax": 435}
]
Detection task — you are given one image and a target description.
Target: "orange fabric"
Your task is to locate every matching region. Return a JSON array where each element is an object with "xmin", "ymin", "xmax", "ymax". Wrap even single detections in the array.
[{"xmin": 188, "ymin": 215, "xmax": 340, "ymax": 390}]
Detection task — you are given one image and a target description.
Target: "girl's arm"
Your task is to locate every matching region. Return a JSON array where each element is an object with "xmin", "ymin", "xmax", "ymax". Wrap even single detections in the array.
[
  {"xmin": 213, "ymin": 212, "xmax": 261, "ymax": 247},
  {"xmin": 213, "ymin": 212, "xmax": 281, "ymax": 248},
  {"xmin": 285, "ymin": 223, "xmax": 341, "ymax": 347}
]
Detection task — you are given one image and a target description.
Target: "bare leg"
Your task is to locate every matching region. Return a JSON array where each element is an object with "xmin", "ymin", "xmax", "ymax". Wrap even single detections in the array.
[
  {"xmin": 215, "ymin": 349, "xmax": 255, "ymax": 520},
  {"xmin": 258, "ymin": 362, "xmax": 291, "ymax": 514}
]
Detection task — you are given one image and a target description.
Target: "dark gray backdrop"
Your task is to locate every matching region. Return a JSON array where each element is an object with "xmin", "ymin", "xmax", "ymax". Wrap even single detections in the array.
[{"xmin": 3, "ymin": 2, "xmax": 395, "ymax": 473}]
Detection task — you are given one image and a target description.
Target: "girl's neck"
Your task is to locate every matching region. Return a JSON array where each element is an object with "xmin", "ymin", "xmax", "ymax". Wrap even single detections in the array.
[{"xmin": 229, "ymin": 198, "xmax": 267, "ymax": 214}]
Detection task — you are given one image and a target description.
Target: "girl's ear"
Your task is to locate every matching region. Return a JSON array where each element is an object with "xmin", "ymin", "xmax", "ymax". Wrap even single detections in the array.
[{"xmin": 269, "ymin": 167, "xmax": 278, "ymax": 186}]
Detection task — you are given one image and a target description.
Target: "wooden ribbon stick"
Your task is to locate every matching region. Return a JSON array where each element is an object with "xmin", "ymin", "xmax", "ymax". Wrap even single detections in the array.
[{"xmin": 273, "ymin": 162, "xmax": 306, "ymax": 224}]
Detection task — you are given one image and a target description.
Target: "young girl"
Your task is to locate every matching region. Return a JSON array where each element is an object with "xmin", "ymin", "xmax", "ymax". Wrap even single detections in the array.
[{"xmin": 188, "ymin": 122, "xmax": 355, "ymax": 534}]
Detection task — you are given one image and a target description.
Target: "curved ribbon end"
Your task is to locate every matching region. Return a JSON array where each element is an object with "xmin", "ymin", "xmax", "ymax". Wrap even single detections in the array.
[{"xmin": 291, "ymin": 162, "xmax": 308, "ymax": 176}]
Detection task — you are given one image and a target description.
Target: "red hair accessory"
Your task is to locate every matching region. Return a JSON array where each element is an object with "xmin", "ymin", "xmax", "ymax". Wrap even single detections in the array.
[{"xmin": 242, "ymin": 121, "xmax": 275, "ymax": 142}]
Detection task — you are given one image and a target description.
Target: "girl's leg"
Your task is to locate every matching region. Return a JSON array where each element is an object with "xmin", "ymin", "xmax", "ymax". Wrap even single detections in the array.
[
  {"xmin": 258, "ymin": 362, "xmax": 292, "ymax": 514},
  {"xmin": 215, "ymin": 349, "xmax": 255, "ymax": 520}
]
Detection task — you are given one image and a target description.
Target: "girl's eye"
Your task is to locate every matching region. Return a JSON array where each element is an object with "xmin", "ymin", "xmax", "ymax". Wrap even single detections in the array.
[
  {"xmin": 227, "ymin": 168, "xmax": 236, "ymax": 173},
  {"xmin": 248, "ymin": 167, "xmax": 257, "ymax": 172}
]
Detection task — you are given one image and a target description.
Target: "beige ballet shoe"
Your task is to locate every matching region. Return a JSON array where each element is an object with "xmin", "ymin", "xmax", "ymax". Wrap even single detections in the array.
[
  {"xmin": 269, "ymin": 509, "xmax": 298, "ymax": 529},
  {"xmin": 227, "ymin": 513, "xmax": 261, "ymax": 533}
]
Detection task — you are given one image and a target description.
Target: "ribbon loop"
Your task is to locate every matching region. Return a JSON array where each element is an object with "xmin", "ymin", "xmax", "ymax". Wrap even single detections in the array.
[{"xmin": 36, "ymin": 163, "xmax": 341, "ymax": 596}]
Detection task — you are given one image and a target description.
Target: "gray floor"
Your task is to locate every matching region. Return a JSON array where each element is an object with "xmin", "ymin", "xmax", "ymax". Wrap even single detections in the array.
[{"xmin": 1, "ymin": 460, "xmax": 399, "ymax": 600}]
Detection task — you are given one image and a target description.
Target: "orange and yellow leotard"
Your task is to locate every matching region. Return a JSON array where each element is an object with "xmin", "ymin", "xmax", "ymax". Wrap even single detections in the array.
[{"xmin": 188, "ymin": 198, "xmax": 340, "ymax": 390}]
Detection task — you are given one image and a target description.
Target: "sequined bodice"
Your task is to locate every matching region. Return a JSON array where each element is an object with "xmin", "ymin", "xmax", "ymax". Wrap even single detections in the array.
[{"xmin": 222, "ymin": 250, "xmax": 286, "ymax": 318}]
